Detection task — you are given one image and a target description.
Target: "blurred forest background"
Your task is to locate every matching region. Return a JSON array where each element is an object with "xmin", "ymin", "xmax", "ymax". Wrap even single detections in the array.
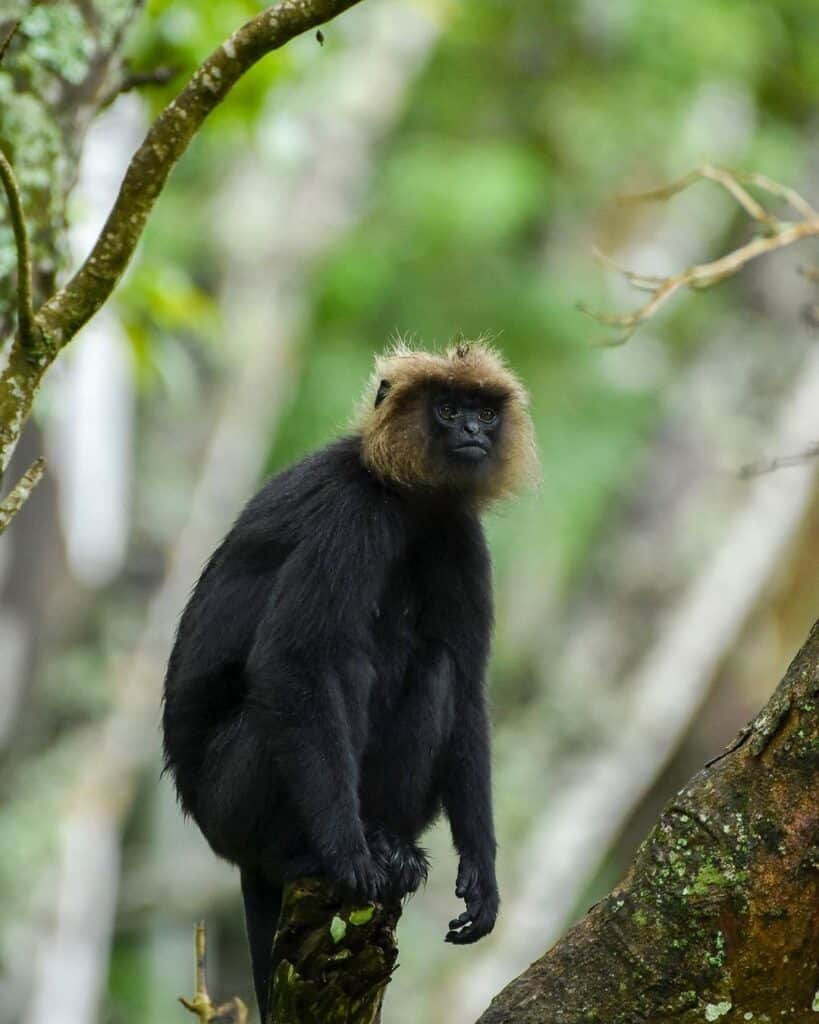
[{"xmin": 2, "ymin": 1, "xmax": 819, "ymax": 1022}]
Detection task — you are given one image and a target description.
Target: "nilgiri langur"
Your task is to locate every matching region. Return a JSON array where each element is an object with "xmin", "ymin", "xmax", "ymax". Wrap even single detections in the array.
[{"xmin": 162, "ymin": 340, "xmax": 538, "ymax": 1020}]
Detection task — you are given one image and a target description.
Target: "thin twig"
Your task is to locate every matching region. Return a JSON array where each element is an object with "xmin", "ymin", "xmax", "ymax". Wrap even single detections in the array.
[
  {"xmin": 585, "ymin": 165, "xmax": 819, "ymax": 345},
  {"xmin": 179, "ymin": 921, "xmax": 248, "ymax": 1024},
  {"xmin": 618, "ymin": 163, "xmax": 778, "ymax": 228},
  {"xmin": 0, "ymin": 20, "xmax": 19, "ymax": 65},
  {"xmin": 733, "ymin": 170, "xmax": 819, "ymax": 221},
  {"xmin": 0, "ymin": 456, "xmax": 45, "ymax": 534},
  {"xmin": 0, "ymin": 148, "xmax": 37, "ymax": 351},
  {"xmin": 739, "ymin": 442, "xmax": 819, "ymax": 479},
  {"xmin": 98, "ymin": 65, "xmax": 179, "ymax": 109}
]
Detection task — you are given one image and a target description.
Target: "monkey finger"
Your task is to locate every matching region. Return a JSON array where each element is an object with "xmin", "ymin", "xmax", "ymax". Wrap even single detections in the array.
[{"xmin": 448, "ymin": 911, "xmax": 471, "ymax": 931}]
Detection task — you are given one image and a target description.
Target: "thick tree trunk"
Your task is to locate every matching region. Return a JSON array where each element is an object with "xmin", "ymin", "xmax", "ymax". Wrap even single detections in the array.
[
  {"xmin": 267, "ymin": 880, "xmax": 401, "ymax": 1024},
  {"xmin": 477, "ymin": 618, "xmax": 819, "ymax": 1023}
]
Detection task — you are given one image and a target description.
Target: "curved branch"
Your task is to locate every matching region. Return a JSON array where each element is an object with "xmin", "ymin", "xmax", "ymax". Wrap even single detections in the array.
[
  {"xmin": 583, "ymin": 165, "xmax": 819, "ymax": 345},
  {"xmin": 0, "ymin": 148, "xmax": 37, "ymax": 350},
  {"xmin": 33, "ymin": 0, "xmax": 365, "ymax": 355}
]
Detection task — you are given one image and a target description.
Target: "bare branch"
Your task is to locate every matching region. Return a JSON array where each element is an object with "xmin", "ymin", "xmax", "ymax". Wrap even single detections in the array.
[
  {"xmin": 33, "ymin": 0, "xmax": 366, "ymax": 355},
  {"xmin": 179, "ymin": 921, "xmax": 247, "ymax": 1024},
  {"xmin": 98, "ymin": 65, "xmax": 180, "ymax": 109},
  {"xmin": 0, "ymin": 456, "xmax": 44, "ymax": 533},
  {"xmin": 619, "ymin": 163, "xmax": 779, "ymax": 228},
  {"xmin": 0, "ymin": 148, "xmax": 38, "ymax": 351},
  {"xmin": 739, "ymin": 441, "xmax": 819, "ymax": 478},
  {"xmin": 585, "ymin": 165, "xmax": 819, "ymax": 345}
]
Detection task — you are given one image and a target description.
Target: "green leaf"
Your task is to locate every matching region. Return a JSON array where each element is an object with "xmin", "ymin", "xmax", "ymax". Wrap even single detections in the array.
[
  {"xmin": 329, "ymin": 915, "xmax": 347, "ymax": 944},
  {"xmin": 349, "ymin": 906, "xmax": 375, "ymax": 926}
]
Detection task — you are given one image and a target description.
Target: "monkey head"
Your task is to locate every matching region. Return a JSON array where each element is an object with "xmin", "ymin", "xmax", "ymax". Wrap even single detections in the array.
[{"xmin": 358, "ymin": 340, "xmax": 539, "ymax": 502}]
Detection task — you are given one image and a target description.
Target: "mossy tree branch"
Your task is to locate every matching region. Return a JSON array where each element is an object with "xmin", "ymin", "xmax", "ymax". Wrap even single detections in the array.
[
  {"xmin": 0, "ymin": 0, "xmax": 366, "ymax": 531},
  {"xmin": 265, "ymin": 880, "xmax": 401, "ymax": 1024},
  {"xmin": 477, "ymin": 618, "xmax": 819, "ymax": 1024}
]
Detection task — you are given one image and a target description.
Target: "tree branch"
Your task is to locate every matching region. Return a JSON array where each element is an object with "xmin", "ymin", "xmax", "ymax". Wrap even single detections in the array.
[
  {"xmin": 0, "ymin": 20, "xmax": 19, "ymax": 65},
  {"xmin": 33, "ymin": 0, "xmax": 365, "ymax": 356},
  {"xmin": 0, "ymin": 148, "xmax": 38, "ymax": 351},
  {"xmin": 266, "ymin": 880, "xmax": 401, "ymax": 1024},
  {"xmin": 0, "ymin": 456, "xmax": 44, "ymax": 532},
  {"xmin": 476, "ymin": 618, "xmax": 819, "ymax": 1023},
  {"xmin": 98, "ymin": 65, "xmax": 180, "ymax": 109},
  {"xmin": 582, "ymin": 164, "xmax": 819, "ymax": 345},
  {"xmin": 179, "ymin": 921, "xmax": 248, "ymax": 1024}
]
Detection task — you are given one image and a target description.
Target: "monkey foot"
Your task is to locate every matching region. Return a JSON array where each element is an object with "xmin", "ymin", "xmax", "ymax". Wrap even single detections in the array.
[{"xmin": 367, "ymin": 829, "xmax": 429, "ymax": 899}]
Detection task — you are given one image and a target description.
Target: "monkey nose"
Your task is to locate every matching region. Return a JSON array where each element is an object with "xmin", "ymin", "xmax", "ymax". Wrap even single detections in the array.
[{"xmin": 463, "ymin": 420, "xmax": 480, "ymax": 436}]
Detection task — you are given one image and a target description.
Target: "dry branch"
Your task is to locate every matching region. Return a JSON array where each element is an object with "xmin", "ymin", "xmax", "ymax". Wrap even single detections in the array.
[
  {"xmin": 179, "ymin": 921, "xmax": 248, "ymax": 1024},
  {"xmin": 740, "ymin": 442, "xmax": 819, "ymax": 479},
  {"xmin": 477, "ymin": 618, "xmax": 819, "ymax": 1024},
  {"xmin": 582, "ymin": 164, "xmax": 819, "ymax": 345}
]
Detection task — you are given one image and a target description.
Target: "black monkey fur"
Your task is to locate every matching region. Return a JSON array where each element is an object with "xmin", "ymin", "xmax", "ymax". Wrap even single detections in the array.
[{"xmin": 162, "ymin": 342, "xmax": 537, "ymax": 1020}]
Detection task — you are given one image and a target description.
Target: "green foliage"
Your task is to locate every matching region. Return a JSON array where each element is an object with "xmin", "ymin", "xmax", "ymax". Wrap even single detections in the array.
[
  {"xmin": 22, "ymin": 5, "xmax": 92, "ymax": 85},
  {"xmin": 266, "ymin": 0, "xmax": 818, "ymax": 606}
]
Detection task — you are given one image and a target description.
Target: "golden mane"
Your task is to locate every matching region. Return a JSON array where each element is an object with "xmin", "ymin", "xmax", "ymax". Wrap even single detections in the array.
[{"xmin": 357, "ymin": 340, "xmax": 539, "ymax": 502}]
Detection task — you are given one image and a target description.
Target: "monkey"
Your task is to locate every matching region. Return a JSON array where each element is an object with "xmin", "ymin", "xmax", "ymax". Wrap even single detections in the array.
[{"xmin": 162, "ymin": 340, "xmax": 538, "ymax": 1021}]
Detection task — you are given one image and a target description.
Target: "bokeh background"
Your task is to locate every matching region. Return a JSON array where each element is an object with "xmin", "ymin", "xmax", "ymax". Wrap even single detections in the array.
[{"xmin": 2, "ymin": 1, "xmax": 819, "ymax": 1022}]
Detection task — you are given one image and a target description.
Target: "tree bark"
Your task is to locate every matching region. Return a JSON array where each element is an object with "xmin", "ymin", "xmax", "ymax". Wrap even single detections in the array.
[
  {"xmin": 476, "ymin": 618, "xmax": 819, "ymax": 1023},
  {"xmin": 267, "ymin": 880, "xmax": 401, "ymax": 1024}
]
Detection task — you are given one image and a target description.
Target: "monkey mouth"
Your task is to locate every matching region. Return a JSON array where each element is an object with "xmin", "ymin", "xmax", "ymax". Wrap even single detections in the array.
[{"xmin": 453, "ymin": 442, "xmax": 489, "ymax": 460}]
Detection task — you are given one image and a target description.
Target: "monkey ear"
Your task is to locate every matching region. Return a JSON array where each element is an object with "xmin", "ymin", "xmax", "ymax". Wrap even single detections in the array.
[{"xmin": 374, "ymin": 379, "xmax": 391, "ymax": 408}]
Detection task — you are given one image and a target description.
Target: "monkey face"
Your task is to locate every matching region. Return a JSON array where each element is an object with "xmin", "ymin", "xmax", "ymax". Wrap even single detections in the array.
[
  {"xmin": 428, "ymin": 388, "xmax": 504, "ymax": 476},
  {"xmin": 359, "ymin": 341, "xmax": 538, "ymax": 500}
]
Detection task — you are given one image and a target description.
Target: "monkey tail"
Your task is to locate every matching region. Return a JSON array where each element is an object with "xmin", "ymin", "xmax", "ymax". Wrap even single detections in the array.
[{"xmin": 240, "ymin": 867, "xmax": 283, "ymax": 1023}]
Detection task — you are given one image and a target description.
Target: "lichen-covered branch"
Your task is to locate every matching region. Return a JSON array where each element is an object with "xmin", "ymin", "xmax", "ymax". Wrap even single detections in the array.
[
  {"xmin": 582, "ymin": 164, "xmax": 819, "ymax": 345},
  {"xmin": 476, "ymin": 618, "xmax": 819, "ymax": 1024},
  {"xmin": 0, "ymin": 454, "xmax": 44, "ymax": 531},
  {"xmin": 266, "ymin": 879, "xmax": 401, "ymax": 1024},
  {"xmin": 0, "ymin": 147, "xmax": 37, "ymax": 350}
]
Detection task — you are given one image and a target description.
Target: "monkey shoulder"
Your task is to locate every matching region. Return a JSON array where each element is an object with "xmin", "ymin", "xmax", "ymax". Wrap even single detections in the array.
[{"xmin": 224, "ymin": 435, "xmax": 405, "ymax": 573}]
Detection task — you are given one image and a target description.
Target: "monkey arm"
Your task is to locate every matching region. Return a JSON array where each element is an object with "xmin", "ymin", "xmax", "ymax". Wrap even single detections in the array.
[{"xmin": 441, "ymin": 678, "xmax": 500, "ymax": 944}]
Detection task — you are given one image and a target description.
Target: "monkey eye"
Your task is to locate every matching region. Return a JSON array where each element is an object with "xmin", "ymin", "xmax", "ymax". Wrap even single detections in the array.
[
  {"xmin": 438, "ymin": 403, "xmax": 458, "ymax": 421},
  {"xmin": 479, "ymin": 407, "xmax": 497, "ymax": 424}
]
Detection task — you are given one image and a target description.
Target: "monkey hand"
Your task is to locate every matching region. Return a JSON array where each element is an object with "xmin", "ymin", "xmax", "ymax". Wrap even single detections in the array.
[
  {"xmin": 444, "ymin": 855, "xmax": 499, "ymax": 944},
  {"xmin": 367, "ymin": 829, "xmax": 429, "ymax": 899}
]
